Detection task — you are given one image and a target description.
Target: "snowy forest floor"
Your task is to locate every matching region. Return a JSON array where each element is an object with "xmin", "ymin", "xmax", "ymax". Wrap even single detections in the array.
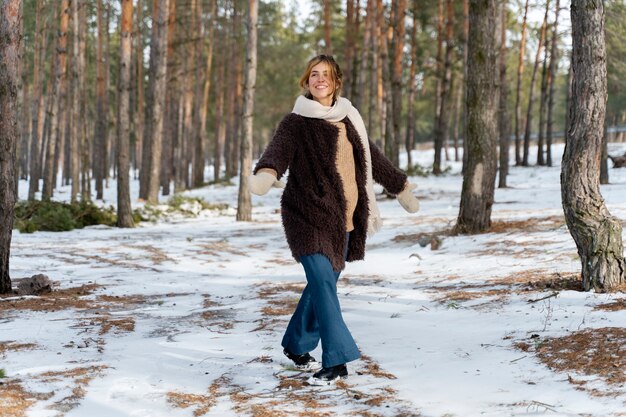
[{"xmin": 2, "ymin": 143, "xmax": 626, "ymax": 417}]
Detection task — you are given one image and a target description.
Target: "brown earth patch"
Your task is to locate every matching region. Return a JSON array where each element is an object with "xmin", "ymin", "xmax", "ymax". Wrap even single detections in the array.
[
  {"xmin": 80, "ymin": 315, "xmax": 136, "ymax": 335},
  {"xmin": 37, "ymin": 366, "xmax": 108, "ymax": 413},
  {"xmin": 0, "ymin": 342, "xmax": 38, "ymax": 357},
  {"xmin": 0, "ymin": 380, "xmax": 47, "ymax": 417},
  {"xmin": 488, "ymin": 216, "xmax": 565, "ymax": 233},
  {"xmin": 258, "ymin": 282, "xmax": 304, "ymax": 299},
  {"xmin": 517, "ymin": 327, "xmax": 626, "ymax": 393},
  {"xmin": 261, "ymin": 297, "xmax": 299, "ymax": 317},
  {"xmin": 594, "ymin": 299, "xmax": 626, "ymax": 312},
  {"xmin": 0, "ymin": 284, "xmax": 149, "ymax": 315},
  {"xmin": 197, "ymin": 240, "xmax": 248, "ymax": 257},
  {"xmin": 428, "ymin": 271, "xmax": 583, "ymax": 307}
]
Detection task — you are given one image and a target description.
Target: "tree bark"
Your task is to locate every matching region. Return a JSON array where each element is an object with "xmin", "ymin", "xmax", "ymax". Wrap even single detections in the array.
[
  {"xmin": 95, "ymin": 0, "xmax": 107, "ymax": 199},
  {"xmin": 434, "ymin": 0, "xmax": 455, "ymax": 174},
  {"xmin": 42, "ymin": 0, "xmax": 70, "ymax": 201},
  {"xmin": 236, "ymin": 0, "xmax": 257, "ymax": 221},
  {"xmin": 143, "ymin": 0, "xmax": 169, "ymax": 204},
  {"xmin": 134, "ymin": 0, "xmax": 144, "ymax": 177},
  {"xmin": 514, "ymin": 0, "xmax": 529, "ymax": 166},
  {"xmin": 498, "ymin": 4, "xmax": 509, "ymax": 188},
  {"xmin": 117, "ymin": 0, "xmax": 134, "ymax": 227},
  {"xmin": 70, "ymin": 0, "xmax": 81, "ymax": 202},
  {"xmin": 455, "ymin": 0, "xmax": 499, "ymax": 234},
  {"xmin": 390, "ymin": 0, "xmax": 406, "ymax": 168},
  {"xmin": 522, "ymin": 1, "xmax": 549, "ymax": 166},
  {"xmin": 545, "ymin": 0, "xmax": 560, "ymax": 167},
  {"xmin": 405, "ymin": 2, "xmax": 419, "ymax": 171},
  {"xmin": 562, "ymin": 0, "xmax": 625, "ymax": 292},
  {"xmin": 323, "ymin": 0, "xmax": 332, "ymax": 54},
  {"xmin": 433, "ymin": 0, "xmax": 444, "ymax": 174},
  {"xmin": 192, "ymin": 0, "xmax": 206, "ymax": 188},
  {"xmin": 0, "ymin": 0, "xmax": 22, "ymax": 294},
  {"xmin": 27, "ymin": 0, "xmax": 44, "ymax": 200}
]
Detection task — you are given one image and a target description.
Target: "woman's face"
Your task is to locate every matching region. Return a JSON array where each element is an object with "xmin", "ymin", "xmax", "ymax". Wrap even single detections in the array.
[{"xmin": 307, "ymin": 61, "xmax": 335, "ymax": 106}]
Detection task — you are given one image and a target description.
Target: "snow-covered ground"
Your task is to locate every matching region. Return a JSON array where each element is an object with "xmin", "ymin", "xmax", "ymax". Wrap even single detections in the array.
[{"xmin": 2, "ymin": 143, "xmax": 626, "ymax": 417}]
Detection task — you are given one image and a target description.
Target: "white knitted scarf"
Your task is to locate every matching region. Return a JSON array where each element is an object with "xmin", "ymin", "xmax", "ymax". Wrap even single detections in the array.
[{"xmin": 292, "ymin": 95, "xmax": 382, "ymax": 235}]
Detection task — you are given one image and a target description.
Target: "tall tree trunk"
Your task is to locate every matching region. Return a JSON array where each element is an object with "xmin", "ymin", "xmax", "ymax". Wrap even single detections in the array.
[
  {"xmin": 117, "ymin": 0, "xmax": 134, "ymax": 227},
  {"xmin": 200, "ymin": 0, "xmax": 216, "ymax": 180},
  {"xmin": 405, "ymin": 1, "xmax": 418, "ymax": 171},
  {"xmin": 95, "ymin": 0, "xmax": 107, "ymax": 199},
  {"xmin": 522, "ymin": 1, "xmax": 549, "ymax": 166},
  {"xmin": 145, "ymin": 0, "xmax": 170, "ymax": 204},
  {"xmin": 600, "ymin": 124, "xmax": 608, "ymax": 185},
  {"xmin": 236, "ymin": 0, "xmax": 257, "ymax": 221},
  {"xmin": 461, "ymin": 0, "xmax": 469, "ymax": 172},
  {"xmin": 134, "ymin": 0, "xmax": 144, "ymax": 177},
  {"xmin": 514, "ymin": 0, "xmax": 529, "ymax": 166},
  {"xmin": 434, "ymin": 0, "xmax": 455, "ymax": 174},
  {"xmin": 192, "ymin": 0, "xmax": 206, "ymax": 188},
  {"xmin": 354, "ymin": 0, "xmax": 373, "ymax": 111},
  {"xmin": 344, "ymin": 0, "xmax": 356, "ymax": 100},
  {"xmin": 536, "ymin": 9, "xmax": 551, "ymax": 167},
  {"xmin": 367, "ymin": 0, "xmax": 380, "ymax": 141},
  {"xmin": 323, "ymin": 0, "xmax": 332, "ymax": 54},
  {"xmin": 498, "ymin": 4, "xmax": 509, "ymax": 188},
  {"xmin": 562, "ymin": 0, "xmax": 625, "ymax": 292},
  {"xmin": 70, "ymin": 0, "xmax": 81, "ymax": 202},
  {"xmin": 164, "ymin": 0, "xmax": 177, "ymax": 195},
  {"xmin": 433, "ymin": 0, "xmax": 444, "ymax": 173},
  {"xmin": 42, "ymin": 0, "xmax": 70, "ymax": 201},
  {"xmin": 545, "ymin": 0, "xmax": 560, "ymax": 167},
  {"xmin": 390, "ymin": 0, "xmax": 405, "ymax": 168},
  {"xmin": 78, "ymin": 2, "xmax": 89, "ymax": 200},
  {"xmin": 213, "ymin": 24, "xmax": 225, "ymax": 183},
  {"xmin": 452, "ymin": 78, "xmax": 462, "ymax": 162},
  {"xmin": 103, "ymin": 3, "xmax": 111, "ymax": 187},
  {"xmin": 0, "ymin": 0, "xmax": 22, "ymax": 293},
  {"xmin": 455, "ymin": 0, "xmax": 499, "ymax": 234},
  {"xmin": 28, "ymin": 0, "xmax": 44, "ymax": 200}
]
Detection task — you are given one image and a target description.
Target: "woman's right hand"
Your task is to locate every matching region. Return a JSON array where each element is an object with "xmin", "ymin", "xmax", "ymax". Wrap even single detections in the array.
[{"xmin": 248, "ymin": 172, "xmax": 285, "ymax": 195}]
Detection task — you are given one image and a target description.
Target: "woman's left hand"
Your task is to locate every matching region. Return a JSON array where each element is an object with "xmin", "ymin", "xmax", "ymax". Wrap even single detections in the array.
[{"xmin": 397, "ymin": 183, "xmax": 420, "ymax": 213}]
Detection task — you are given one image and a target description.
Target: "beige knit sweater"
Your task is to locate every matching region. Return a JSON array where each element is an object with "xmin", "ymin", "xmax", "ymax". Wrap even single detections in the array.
[{"xmin": 258, "ymin": 121, "xmax": 358, "ymax": 232}]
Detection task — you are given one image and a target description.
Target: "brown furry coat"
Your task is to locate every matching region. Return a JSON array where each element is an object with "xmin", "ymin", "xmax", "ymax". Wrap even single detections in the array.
[{"xmin": 254, "ymin": 113, "xmax": 407, "ymax": 271}]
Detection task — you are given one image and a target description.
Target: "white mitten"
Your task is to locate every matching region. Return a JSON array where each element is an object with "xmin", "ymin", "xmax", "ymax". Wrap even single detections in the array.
[
  {"xmin": 397, "ymin": 183, "xmax": 420, "ymax": 213},
  {"xmin": 248, "ymin": 172, "xmax": 285, "ymax": 195}
]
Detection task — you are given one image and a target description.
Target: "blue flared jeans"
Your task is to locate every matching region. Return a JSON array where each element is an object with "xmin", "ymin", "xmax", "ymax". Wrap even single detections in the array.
[{"xmin": 281, "ymin": 234, "xmax": 360, "ymax": 368}]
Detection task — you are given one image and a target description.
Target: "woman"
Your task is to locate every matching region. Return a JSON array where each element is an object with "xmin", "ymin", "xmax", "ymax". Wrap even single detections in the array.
[{"xmin": 249, "ymin": 55, "xmax": 419, "ymax": 385}]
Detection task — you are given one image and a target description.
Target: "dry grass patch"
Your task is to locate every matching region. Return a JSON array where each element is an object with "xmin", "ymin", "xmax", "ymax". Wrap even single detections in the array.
[
  {"xmin": 518, "ymin": 327, "xmax": 626, "ymax": 391},
  {"xmin": 0, "ymin": 284, "xmax": 101, "ymax": 313},
  {"xmin": 167, "ymin": 374, "xmax": 229, "ymax": 416},
  {"xmin": 0, "ymin": 380, "xmax": 46, "ymax": 417},
  {"xmin": 37, "ymin": 365, "xmax": 107, "ymax": 413},
  {"xmin": 197, "ymin": 240, "xmax": 248, "ymax": 257},
  {"xmin": 594, "ymin": 299, "xmax": 626, "ymax": 312},
  {"xmin": 0, "ymin": 342, "xmax": 38, "ymax": 357},
  {"xmin": 80, "ymin": 315, "xmax": 136, "ymax": 335},
  {"xmin": 258, "ymin": 282, "xmax": 304, "ymax": 299},
  {"xmin": 358, "ymin": 355, "xmax": 397, "ymax": 380},
  {"xmin": 261, "ymin": 297, "xmax": 299, "ymax": 316},
  {"xmin": 488, "ymin": 216, "xmax": 565, "ymax": 233}
]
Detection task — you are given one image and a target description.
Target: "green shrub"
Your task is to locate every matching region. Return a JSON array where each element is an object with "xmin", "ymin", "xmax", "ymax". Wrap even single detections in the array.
[
  {"xmin": 0, "ymin": 369, "xmax": 6, "ymax": 378},
  {"xmin": 14, "ymin": 200, "xmax": 119, "ymax": 233}
]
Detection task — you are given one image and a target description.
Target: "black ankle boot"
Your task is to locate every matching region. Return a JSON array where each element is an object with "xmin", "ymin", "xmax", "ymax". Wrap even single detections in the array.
[
  {"xmin": 283, "ymin": 348, "xmax": 321, "ymax": 371},
  {"xmin": 308, "ymin": 364, "xmax": 348, "ymax": 385}
]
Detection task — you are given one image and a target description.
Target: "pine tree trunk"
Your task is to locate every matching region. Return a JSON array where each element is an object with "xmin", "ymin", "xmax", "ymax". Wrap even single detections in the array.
[
  {"xmin": 236, "ymin": 0, "xmax": 258, "ymax": 221},
  {"xmin": 0, "ymin": 0, "xmax": 21, "ymax": 293},
  {"xmin": 200, "ymin": 0, "xmax": 216, "ymax": 180},
  {"xmin": 70, "ymin": 0, "xmax": 81, "ymax": 202},
  {"xmin": 323, "ymin": 0, "xmax": 332, "ymax": 54},
  {"xmin": 545, "ymin": 0, "xmax": 560, "ymax": 167},
  {"xmin": 452, "ymin": 78, "xmax": 462, "ymax": 162},
  {"xmin": 213, "ymin": 28, "xmax": 225, "ymax": 183},
  {"xmin": 42, "ymin": 0, "xmax": 70, "ymax": 201},
  {"xmin": 434, "ymin": 0, "xmax": 455, "ymax": 174},
  {"xmin": 78, "ymin": 3, "xmax": 89, "ymax": 200},
  {"xmin": 600, "ymin": 124, "xmax": 608, "ymax": 185},
  {"xmin": 344, "ymin": 0, "xmax": 356, "ymax": 100},
  {"xmin": 405, "ymin": 0, "xmax": 418, "ymax": 171},
  {"xmin": 192, "ymin": 0, "xmax": 206, "ymax": 188},
  {"xmin": 164, "ymin": 0, "xmax": 177, "ymax": 195},
  {"xmin": 367, "ymin": 0, "xmax": 380, "ymax": 141},
  {"xmin": 461, "ymin": 0, "xmax": 469, "ymax": 170},
  {"xmin": 145, "ymin": 0, "xmax": 170, "ymax": 204},
  {"xmin": 27, "ymin": 0, "xmax": 45, "ymax": 200},
  {"xmin": 134, "ymin": 0, "xmax": 144, "ymax": 176},
  {"xmin": 354, "ymin": 0, "xmax": 373, "ymax": 111},
  {"xmin": 433, "ymin": 0, "xmax": 444, "ymax": 174},
  {"xmin": 117, "ymin": 0, "xmax": 134, "ymax": 227},
  {"xmin": 103, "ymin": 4, "xmax": 111, "ymax": 187},
  {"xmin": 455, "ymin": 0, "xmax": 499, "ymax": 234},
  {"xmin": 562, "ymin": 0, "xmax": 625, "ymax": 292},
  {"xmin": 390, "ymin": 0, "xmax": 405, "ymax": 168},
  {"xmin": 522, "ymin": 1, "xmax": 549, "ymax": 166},
  {"xmin": 95, "ymin": 0, "xmax": 107, "ymax": 199},
  {"xmin": 536, "ymin": 6, "xmax": 551, "ymax": 167},
  {"xmin": 514, "ymin": 0, "xmax": 529, "ymax": 166},
  {"xmin": 498, "ymin": 4, "xmax": 509, "ymax": 188}
]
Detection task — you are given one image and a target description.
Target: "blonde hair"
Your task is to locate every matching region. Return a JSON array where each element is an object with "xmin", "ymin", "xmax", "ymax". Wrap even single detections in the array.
[{"xmin": 299, "ymin": 55, "xmax": 343, "ymax": 103}]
